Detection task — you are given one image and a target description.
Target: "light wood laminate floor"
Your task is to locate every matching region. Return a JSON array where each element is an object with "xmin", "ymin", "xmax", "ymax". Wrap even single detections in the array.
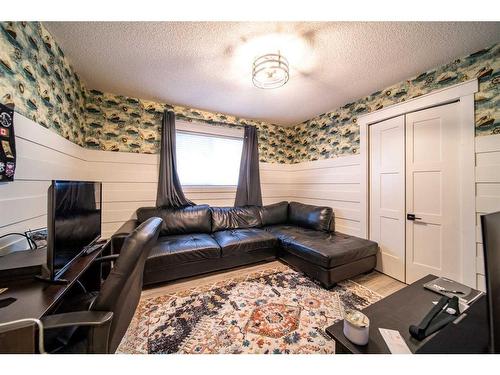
[{"xmin": 142, "ymin": 260, "xmax": 406, "ymax": 299}]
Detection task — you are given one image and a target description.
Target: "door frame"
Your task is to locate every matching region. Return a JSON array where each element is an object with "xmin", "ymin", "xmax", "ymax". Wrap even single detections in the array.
[{"xmin": 358, "ymin": 79, "xmax": 478, "ymax": 286}]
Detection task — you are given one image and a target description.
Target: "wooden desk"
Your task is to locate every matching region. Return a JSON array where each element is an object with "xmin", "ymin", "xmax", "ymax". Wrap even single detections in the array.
[
  {"xmin": 325, "ymin": 274, "xmax": 488, "ymax": 354},
  {"xmin": 0, "ymin": 245, "xmax": 106, "ymax": 352}
]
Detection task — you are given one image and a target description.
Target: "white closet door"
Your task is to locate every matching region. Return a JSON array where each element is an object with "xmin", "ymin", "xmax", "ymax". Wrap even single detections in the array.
[
  {"xmin": 369, "ymin": 115, "xmax": 406, "ymax": 281},
  {"xmin": 405, "ymin": 103, "xmax": 461, "ymax": 284}
]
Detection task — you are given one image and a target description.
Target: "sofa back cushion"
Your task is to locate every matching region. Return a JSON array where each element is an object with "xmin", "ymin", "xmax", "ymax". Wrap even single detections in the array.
[
  {"xmin": 211, "ymin": 206, "xmax": 262, "ymax": 232},
  {"xmin": 288, "ymin": 201, "xmax": 333, "ymax": 232},
  {"xmin": 136, "ymin": 205, "xmax": 212, "ymax": 236},
  {"xmin": 260, "ymin": 201, "xmax": 289, "ymax": 226}
]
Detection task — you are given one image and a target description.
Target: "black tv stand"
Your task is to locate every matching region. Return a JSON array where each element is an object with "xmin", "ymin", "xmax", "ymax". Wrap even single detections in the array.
[
  {"xmin": 0, "ymin": 243, "xmax": 106, "ymax": 353},
  {"xmin": 34, "ymin": 275, "xmax": 69, "ymax": 285}
]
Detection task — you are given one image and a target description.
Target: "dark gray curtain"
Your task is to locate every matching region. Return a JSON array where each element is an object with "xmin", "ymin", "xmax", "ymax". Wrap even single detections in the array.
[
  {"xmin": 234, "ymin": 125, "xmax": 262, "ymax": 206},
  {"xmin": 156, "ymin": 110, "xmax": 194, "ymax": 208}
]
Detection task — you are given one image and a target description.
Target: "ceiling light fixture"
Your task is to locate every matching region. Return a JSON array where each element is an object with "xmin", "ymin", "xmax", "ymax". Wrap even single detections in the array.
[{"xmin": 252, "ymin": 52, "xmax": 289, "ymax": 89}]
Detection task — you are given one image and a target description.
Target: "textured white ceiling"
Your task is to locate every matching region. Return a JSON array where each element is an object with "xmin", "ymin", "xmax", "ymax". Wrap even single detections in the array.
[{"xmin": 45, "ymin": 22, "xmax": 499, "ymax": 126}]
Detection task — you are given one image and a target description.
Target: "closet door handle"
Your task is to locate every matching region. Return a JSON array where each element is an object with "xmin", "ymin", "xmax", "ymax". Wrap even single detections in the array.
[{"xmin": 407, "ymin": 213, "xmax": 422, "ymax": 221}]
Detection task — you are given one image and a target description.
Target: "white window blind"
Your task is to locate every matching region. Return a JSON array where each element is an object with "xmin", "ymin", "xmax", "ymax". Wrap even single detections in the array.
[{"xmin": 176, "ymin": 131, "xmax": 243, "ymax": 186}]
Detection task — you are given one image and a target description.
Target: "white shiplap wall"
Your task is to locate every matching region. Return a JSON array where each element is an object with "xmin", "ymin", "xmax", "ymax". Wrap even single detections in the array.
[
  {"xmin": 0, "ymin": 113, "xmax": 364, "ymax": 255},
  {"xmin": 0, "ymin": 114, "xmax": 290, "ymax": 255},
  {"xmin": 3, "ymin": 113, "xmax": 497, "ymax": 291},
  {"xmin": 285, "ymin": 155, "xmax": 362, "ymax": 237},
  {"xmin": 475, "ymin": 133, "xmax": 500, "ymax": 291},
  {"xmin": 86, "ymin": 154, "xmax": 360, "ymax": 239}
]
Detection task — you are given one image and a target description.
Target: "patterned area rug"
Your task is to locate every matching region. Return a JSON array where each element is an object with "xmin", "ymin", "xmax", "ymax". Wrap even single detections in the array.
[{"xmin": 117, "ymin": 264, "xmax": 381, "ymax": 354}]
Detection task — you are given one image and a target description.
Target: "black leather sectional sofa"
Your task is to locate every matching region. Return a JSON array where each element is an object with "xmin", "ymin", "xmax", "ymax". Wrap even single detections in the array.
[{"xmin": 110, "ymin": 201, "xmax": 378, "ymax": 288}]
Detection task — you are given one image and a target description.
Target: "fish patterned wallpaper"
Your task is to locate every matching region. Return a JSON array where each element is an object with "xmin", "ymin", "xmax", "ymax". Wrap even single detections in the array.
[
  {"xmin": 0, "ymin": 21, "xmax": 498, "ymax": 165},
  {"xmin": 0, "ymin": 22, "xmax": 87, "ymax": 145},
  {"xmin": 290, "ymin": 43, "xmax": 499, "ymax": 163},
  {"xmin": 84, "ymin": 90, "xmax": 295, "ymax": 163}
]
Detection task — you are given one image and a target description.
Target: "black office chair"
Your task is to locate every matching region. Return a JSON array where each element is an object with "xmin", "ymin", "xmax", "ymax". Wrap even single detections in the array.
[
  {"xmin": 481, "ymin": 211, "xmax": 500, "ymax": 353},
  {"xmin": 40, "ymin": 217, "xmax": 163, "ymax": 353}
]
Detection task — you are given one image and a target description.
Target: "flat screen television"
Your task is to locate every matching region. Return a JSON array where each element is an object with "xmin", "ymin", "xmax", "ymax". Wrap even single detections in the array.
[{"xmin": 45, "ymin": 180, "xmax": 102, "ymax": 281}]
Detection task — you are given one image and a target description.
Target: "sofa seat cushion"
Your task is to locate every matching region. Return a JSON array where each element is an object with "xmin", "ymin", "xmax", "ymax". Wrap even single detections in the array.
[
  {"xmin": 264, "ymin": 225, "xmax": 378, "ymax": 268},
  {"xmin": 146, "ymin": 233, "xmax": 221, "ymax": 269},
  {"xmin": 212, "ymin": 229, "xmax": 278, "ymax": 257},
  {"xmin": 264, "ymin": 224, "xmax": 302, "ymax": 240}
]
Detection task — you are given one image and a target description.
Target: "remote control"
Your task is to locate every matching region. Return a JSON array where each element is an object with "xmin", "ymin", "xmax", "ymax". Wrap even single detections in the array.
[{"xmin": 83, "ymin": 243, "xmax": 103, "ymax": 255}]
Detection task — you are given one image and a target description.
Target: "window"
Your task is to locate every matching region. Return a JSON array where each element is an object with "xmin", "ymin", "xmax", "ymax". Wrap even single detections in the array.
[{"xmin": 176, "ymin": 131, "xmax": 243, "ymax": 186}]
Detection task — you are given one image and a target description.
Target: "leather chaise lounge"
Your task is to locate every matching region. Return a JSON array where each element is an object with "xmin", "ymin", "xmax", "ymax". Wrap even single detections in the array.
[{"xmin": 111, "ymin": 201, "xmax": 378, "ymax": 288}]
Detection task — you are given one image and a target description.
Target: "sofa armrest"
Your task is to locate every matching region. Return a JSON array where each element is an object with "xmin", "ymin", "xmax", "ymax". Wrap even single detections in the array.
[{"xmin": 110, "ymin": 219, "xmax": 139, "ymax": 254}]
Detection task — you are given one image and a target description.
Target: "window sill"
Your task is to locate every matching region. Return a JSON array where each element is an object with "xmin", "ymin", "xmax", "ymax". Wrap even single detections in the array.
[{"xmin": 182, "ymin": 185, "xmax": 237, "ymax": 193}]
